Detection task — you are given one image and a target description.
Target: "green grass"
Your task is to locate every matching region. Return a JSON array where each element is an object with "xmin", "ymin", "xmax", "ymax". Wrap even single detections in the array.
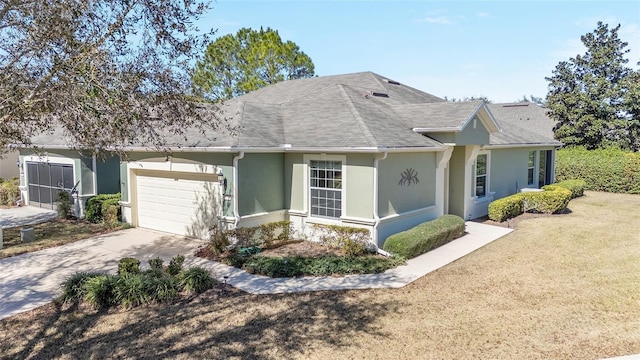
[{"xmin": 0, "ymin": 219, "xmax": 129, "ymax": 259}]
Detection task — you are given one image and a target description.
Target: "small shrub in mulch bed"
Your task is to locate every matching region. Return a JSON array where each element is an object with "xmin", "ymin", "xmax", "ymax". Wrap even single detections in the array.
[
  {"xmin": 224, "ymin": 254, "xmax": 406, "ymax": 278},
  {"xmin": 59, "ymin": 255, "xmax": 215, "ymax": 310}
]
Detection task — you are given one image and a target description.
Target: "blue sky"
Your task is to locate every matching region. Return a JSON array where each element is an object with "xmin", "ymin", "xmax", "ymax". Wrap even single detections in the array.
[{"xmin": 196, "ymin": 1, "xmax": 640, "ymax": 103}]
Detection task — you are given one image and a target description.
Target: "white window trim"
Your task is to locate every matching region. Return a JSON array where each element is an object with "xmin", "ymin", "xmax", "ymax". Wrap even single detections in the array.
[
  {"xmin": 303, "ymin": 154, "xmax": 346, "ymax": 224},
  {"xmin": 472, "ymin": 150, "xmax": 491, "ymax": 199},
  {"xmin": 527, "ymin": 150, "xmax": 536, "ymax": 187}
]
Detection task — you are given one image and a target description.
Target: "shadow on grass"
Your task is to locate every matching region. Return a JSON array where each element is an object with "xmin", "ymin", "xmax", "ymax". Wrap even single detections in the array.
[{"xmin": 2, "ymin": 289, "xmax": 402, "ymax": 359}]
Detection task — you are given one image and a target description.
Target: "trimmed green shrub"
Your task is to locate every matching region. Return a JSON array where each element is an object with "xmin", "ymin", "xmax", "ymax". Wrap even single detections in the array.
[
  {"xmin": 85, "ymin": 193, "xmax": 121, "ymax": 223},
  {"xmin": 231, "ymin": 226, "xmax": 259, "ymax": 248},
  {"xmin": 258, "ymin": 221, "xmax": 294, "ymax": 247},
  {"xmin": 167, "ymin": 255, "xmax": 185, "ymax": 276},
  {"xmin": 312, "ymin": 224, "xmax": 371, "ymax": 257},
  {"xmin": 239, "ymin": 255, "xmax": 406, "ymax": 278},
  {"xmin": 60, "ymin": 272, "xmax": 104, "ymax": 304},
  {"xmin": 148, "ymin": 257, "xmax": 164, "ymax": 271},
  {"xmin": 488, "ymin": 194, "xmax": 525, "ymax": 222},
  {"xmin": 383, "ymin": 215, "xmax": 466, "ymax": 259},
  {"xmin": 523, "ymin": 186, "xmax": 571, "ymax": 214},
  {"xmin": 551, "ymin": 179, "xmax": 587, "ymax": 199},
  {"xmin": 118, "ymin": 257, "xmax": 140, "ymax": 275},
  {"xmin": 0, "ymin": 178, "xmax": 20, "ymax": 206},
  {"xmin": 556, "ymin": 147, "xmax": 640, "ymax": 194},
  {"xmin": 488, "ymin": 185, "xmax": 573, "ymax": 222},
  {"xmin": 205, "ymin": 221, "xmax": 294, "ymax": 255},
  {"xmin": 83, "ymin": 274, "xmax": 118, "ymax": 308},
  {"xmin": 56, "ymin": 191, "xmax": 73, "ymax": 219},
  {"xmin": 177, "ymin": 267, "xmax": 215, "ymax": 294}
]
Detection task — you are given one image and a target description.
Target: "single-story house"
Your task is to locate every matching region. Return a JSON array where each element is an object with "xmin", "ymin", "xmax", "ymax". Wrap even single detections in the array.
[
  {"xmin": 18, "ymin": 72, "xmax": 562, "ymax": 247},
  {"xmin": 16, "ymin": 149, "xmax": 120, "ymax": 215}
]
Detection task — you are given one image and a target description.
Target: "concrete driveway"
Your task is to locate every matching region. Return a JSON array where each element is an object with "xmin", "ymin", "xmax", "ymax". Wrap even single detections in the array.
[
  {"xmin": 0, "ymin": 206, "xmax": 57, "ymax": 228},
  {"xmin": 0, "ymin": 228, "xmax": 205, "ymax": 320}
]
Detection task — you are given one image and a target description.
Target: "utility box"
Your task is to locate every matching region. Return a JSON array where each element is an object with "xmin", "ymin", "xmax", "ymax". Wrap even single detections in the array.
[{"xmin": 21, "ymin": 227, "xmax": 35, "ymax": 243}]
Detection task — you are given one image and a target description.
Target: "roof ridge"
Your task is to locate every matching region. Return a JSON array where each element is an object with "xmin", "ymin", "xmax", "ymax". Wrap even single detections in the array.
[
  {"xmin": 367, "ymin": 72, "xmax": 390, "ymax": 91},
  {"xmin": 337, "ymin": 84, "xmax": 378, "ymax": 147}
]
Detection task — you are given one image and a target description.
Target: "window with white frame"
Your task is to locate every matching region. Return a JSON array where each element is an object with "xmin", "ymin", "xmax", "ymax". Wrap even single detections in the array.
[
  {"xmin": 475, "ymin": 154, "xmax": 487, "ymax": 197},
  {"xmin": 527, "ymin": 151, "xmax": 536, "ymax": 185},
  {"xmin": 309, "ymin": 160, "xmax": 342, "ymax": 218}
]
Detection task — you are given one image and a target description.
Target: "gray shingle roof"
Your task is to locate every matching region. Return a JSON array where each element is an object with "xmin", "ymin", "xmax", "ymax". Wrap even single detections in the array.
[
  {"xmin": 487, "ymin": 102, "xmax": 562, "ymax": 147},
  {"xmin": 27, "ymin": 72, "xmax": 561, "ymax": 151},
  {"xmin": 225, "ymin": 71, "xmax": 449, "ymax": 149}
]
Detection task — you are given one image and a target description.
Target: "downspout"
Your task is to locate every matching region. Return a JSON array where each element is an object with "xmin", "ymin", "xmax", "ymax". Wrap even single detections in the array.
[
  {"xmin": 232, "ymin": 151, "xmax": 245, "ymax": 227},
  {"xmin": 373, "ymin": 152, "xmax": 391, "ymax": 257}
]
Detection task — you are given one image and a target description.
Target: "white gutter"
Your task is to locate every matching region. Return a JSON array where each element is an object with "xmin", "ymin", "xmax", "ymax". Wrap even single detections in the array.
[
  {"xmin": 413, "ymin": 127, "xmax": 462, "ymax": 133},
  {"xmin": 232, "ymin": 151, "xmax": 245, "ymax": 227},
  {"xmin": 372, "ymin": 152, "xmax": 391, "ymax": 257},
  {"xmin": 17, "ymin": 144, "xmax": 446, "ymax": 154},
  {"xmin": 482, "ymin": 143, "xmax": 561, "ymax": 149}
]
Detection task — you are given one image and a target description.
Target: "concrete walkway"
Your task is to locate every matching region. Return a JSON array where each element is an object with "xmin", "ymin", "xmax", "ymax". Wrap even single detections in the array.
[{"xmin": 0, "ymin": 222, "xmax": 512, "ymax": 320}]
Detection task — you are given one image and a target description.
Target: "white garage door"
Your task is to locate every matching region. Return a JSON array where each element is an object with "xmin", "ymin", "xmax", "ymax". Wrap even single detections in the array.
[{"xmin": 136, "ymin": 171, "xmax": 222, "ymax": 239}]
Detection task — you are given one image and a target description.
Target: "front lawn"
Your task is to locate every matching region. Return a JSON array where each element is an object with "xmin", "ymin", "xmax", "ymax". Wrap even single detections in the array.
[
  {"xmin": 1, "ymin": 220, "xmax": 128, "ymax": 259},
  {"xmin": 1, "ymin": 191, "xmax": 639, "ymax": 359}
]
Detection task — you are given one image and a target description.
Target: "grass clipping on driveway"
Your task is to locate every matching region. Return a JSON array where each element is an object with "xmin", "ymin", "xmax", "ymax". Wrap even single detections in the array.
[
  {"xmin": 0, "ymin": 220, "xmax": 127, "ymax": 259},
  {"xmin": 1, "ymin": 191, "xmax": 640, "ymax": 359}
]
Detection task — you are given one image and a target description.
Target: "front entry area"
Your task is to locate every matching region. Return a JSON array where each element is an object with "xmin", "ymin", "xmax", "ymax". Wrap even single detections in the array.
[{"xmin": 26, "ymin": 162, "xmax": 74, "ymax": 209}]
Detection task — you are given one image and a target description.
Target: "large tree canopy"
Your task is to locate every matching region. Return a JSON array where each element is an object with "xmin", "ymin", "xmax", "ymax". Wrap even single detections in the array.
[
  {"xmin": 0, "ymin": 0, "xmax": 223, "ymax": 154},
  {"xmin": 192, "ymin": 27, "xmax": 315, "ymax": 100},
  {"xmin": 546, "ymin": 22, "xmax": 640, "ymax": 151}
]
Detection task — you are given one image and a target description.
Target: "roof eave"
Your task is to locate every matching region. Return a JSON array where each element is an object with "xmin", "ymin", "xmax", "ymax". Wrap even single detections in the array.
[{"xmin": 483, "ymin": 142, "xmax": 563, "ymax": 149}]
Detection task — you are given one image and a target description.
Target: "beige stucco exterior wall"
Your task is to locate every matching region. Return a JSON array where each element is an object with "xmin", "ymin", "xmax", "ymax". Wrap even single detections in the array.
[
  {"xmin": 490, "ymin": 148, "xmax": 530, "ymax": 199},
  {"xmin": 0, "ymin": 151, "xmax": 19, "ymax": 180},
  {"xmin": 377, "ymin": 152, "xmax": 437, "ymax": 218},
  {"xmin": 447, "ymin": 146, "xmax": 466, "ymax": 218},
  {"xmin": 345, "ymin": 154, "xmax": 374, "ymax": 219},
  {"xmin": 454, "ymin": 116, "xmax": 490, "ymax": 145},
  {"xmin": 237, "ymin": 153, "xmax": 285, "ymax": 216},
  {"xmin": 425, "ymin": 116, "xmax": 490, "ymax": 146},
  {"xmin": 284, "ymin": 153, "xmax": 304, "ymax": 212}
]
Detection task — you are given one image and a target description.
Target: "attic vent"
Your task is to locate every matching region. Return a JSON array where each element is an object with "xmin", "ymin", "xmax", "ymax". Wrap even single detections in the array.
[
  {"xmin": 372, "ymin": 92, "xmax": 389, "ymax": 98},
  {"xmin": 386, "ymin": 80, "xmax": 401, "ymax": 85},
  {"xmin": 503, "ymin": 103, "xmax": 530, "ymax": 108}
]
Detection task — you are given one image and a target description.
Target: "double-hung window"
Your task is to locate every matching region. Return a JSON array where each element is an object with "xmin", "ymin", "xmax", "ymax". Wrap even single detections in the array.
[
  {"xmin": 527, "ymin": 151, "xmax": 536, "ymax": 186},
  {"xmin": 310, "ymin": 160, "xmax": 342, "ymax": 218},
  {"xmin": 475, "ymin": 154, "xmax": 487, "ymax": 197}
]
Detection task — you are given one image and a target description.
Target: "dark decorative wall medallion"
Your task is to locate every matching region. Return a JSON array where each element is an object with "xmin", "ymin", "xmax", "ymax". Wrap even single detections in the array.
[{"xmin": 398, "ymin": 168, "xmax": 419, "ymax": 186}]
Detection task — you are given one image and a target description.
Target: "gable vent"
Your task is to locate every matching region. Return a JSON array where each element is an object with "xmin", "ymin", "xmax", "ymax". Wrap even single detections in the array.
[
  {"xmin": 372, "ymin": 92, "xmax": 389, "ymax": 98},
  {"xmin": 386, "ymin": 79, "xmax": 400, "ymax": 85}
]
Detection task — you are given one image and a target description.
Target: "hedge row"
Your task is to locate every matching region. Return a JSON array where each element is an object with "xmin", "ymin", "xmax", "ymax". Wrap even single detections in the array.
[
  {"xmin": 487, "ymin": 180, "xmax": 584, "ymax": 222},
  {"xmin": 556, "ymin": 147, "xmax": 640, "ymax": 194},
  {"xmin": 382, "ymin": 214, "xmax": 466, "ymax": 259}
]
